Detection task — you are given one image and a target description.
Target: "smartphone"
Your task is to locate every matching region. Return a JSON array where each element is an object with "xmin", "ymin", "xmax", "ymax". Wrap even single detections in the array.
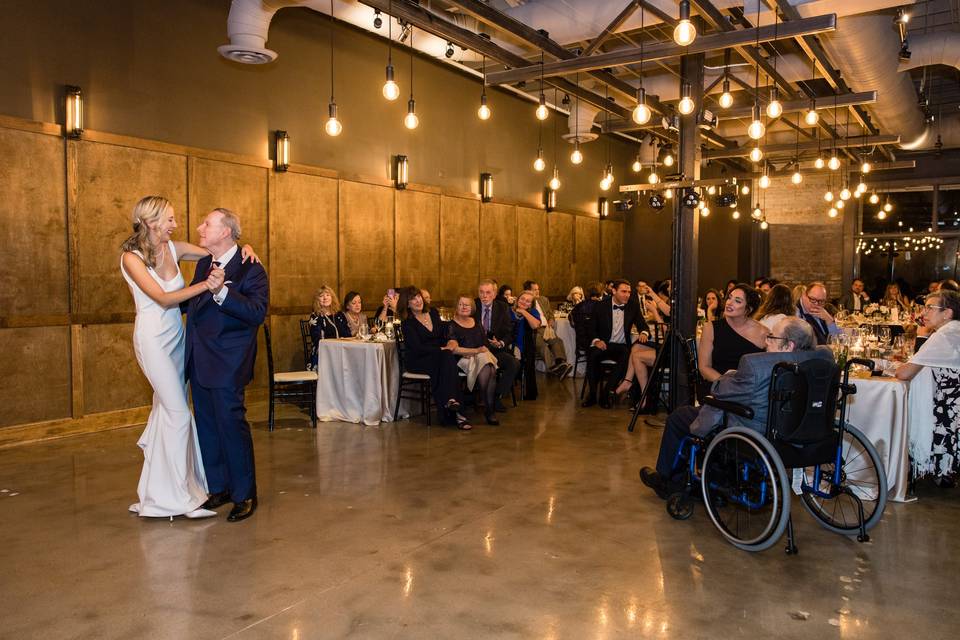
[{"xmin": 387, "ymin": 288, "xmax": 396, "ymax": 298}]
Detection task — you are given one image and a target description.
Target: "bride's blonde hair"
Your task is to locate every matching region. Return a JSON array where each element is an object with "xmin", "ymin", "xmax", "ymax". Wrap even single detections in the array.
[{"xmin": 121, "ymin": 195, "xmax": 172, "ymax": 268}]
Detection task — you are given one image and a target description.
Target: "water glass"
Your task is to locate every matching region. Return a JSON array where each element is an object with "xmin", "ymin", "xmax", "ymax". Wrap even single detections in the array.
[{"xmin": 878, "ymin": 327, "xmax": 892, "ymax": 347}]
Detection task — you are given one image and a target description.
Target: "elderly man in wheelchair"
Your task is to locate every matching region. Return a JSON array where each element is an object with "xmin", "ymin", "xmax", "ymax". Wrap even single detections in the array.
[{"xmin": 640, "ymin": 317, "xmax": 888, "ymax": 553}]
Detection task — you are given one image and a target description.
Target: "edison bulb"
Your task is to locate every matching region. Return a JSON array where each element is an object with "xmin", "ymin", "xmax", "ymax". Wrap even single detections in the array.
[
  {"xmin": 533, "ymin": 156, "xmax": 546, "ymax": 172},
  {"xmin": 741, "ymin": 185, "xmax": 750, "ymax": 195},
  {"xmin": 877, "ymin": 210, "xmax": 887, "ymax": 220},
  {"xmin": 814, "ymin": 157, "xmax": 825, "ymax": 169},
  {"xmin": 766, "ymin": 99, "xmax": 783, "ymax": 119},
  {"xmin": 600, "ymin": 175, "xmax": 611, "ymax": 191},
  {"xmin": 571, "ymin": 147, "xmax": 583, "ymax": 165},
  {"xmin": 869, "ymin": 193, "xmax": 880, "ymax": 204},
  {"xmin": 861, "ymin": 161, "xmax": 872, "ymax": 174},
  {"xmin": 749, "ymin": 146, "xmax": 763, "ymax": 163},
  {"xmin": 325, "ymin": 116, "xmax": 342, "ymax": 137},
  {"xmin": 674, "ymin": 19, "xmax": 696, "ymax": 47},
  {"xmin": 665, "ymin": 188, "xmax": 674, "ymax": 199},
  {"xmin": 854, "ymin": 189, "xmax": 863, "ymax": 198},
  {"xmin": 804, "ymin": 109, "xmax": 819, "ymax": 126},
  {"xmin": 824, "ymin": 191, "xmax": 834, "ymax": 202},
  {"xmin": 752, "ymin": 207, "xmax": 762, "ymax": 219},
  {"xmin": 718, "ymin": 91, "xmax": 733, "ymax": 109},
  {"xmin": 707, "ymin": 185, "xmax": 716, "ymax": 195},
  {"xmin": 548, "ymin": 175, "xmax": 561, "ymax": 191},
  {"xmin": 698, "ymin": 200, "xmax": 706, "ymax": 210},
  {"xmin": 631, "ymin": 159, "xmax": 641, "ymax": 172},
  {"xmin": 700, "ymin": 206, "xmax": 710, "ymax": 217},
  {"xmin": 648, "ymin": 171, "xmax": 659, "ymax": 185},
  {"xmin": 678, "ymin": 96, "xmax": 695, "ymax": 115},
  {"xmin": 837, "ymin": 200, "xmax": 845, "ymax": 209},
  {"xmin": 663, "ymin": 154, "xmax": 675, "ymax": 167},
  {"xmin": 883, "ymin": 202, "xmax": 893, "ymax": 212},
  {"xmin": 477, "ymin": 102, "xmax": 491, "ymax": 121},
  {"xmin": 732, "ymin": 210, "xmax": 741, "ymax": 219},
  {"xmin": 747, "ymin": 119, "xmax": 765, "ymax": 140},
  {"xmin": 828, "ymin": 155, "xmax": 840, "ymax": 170},
  {"xmin": 632, "ymin": 103, "xmax": 652, "ymax": 125},
  {"xmin": 828, "ymin": 207, "xmax": 838, "ymax": 218},
  {"xmin": 759, "ymin": 174, "xmax": 771, "ymax": 189},
  {"xmin": 791, "ymin": 171, "xmax": 803, "ymax": 185},
  {"xmin": 535, "ymin": 103, "xmax": 549, "ymax": 121},
  {"xmin": 760, "ymin": 220, "xmax": 769, "ymax": 230},
  {"xmin": 383, "ymin": 80, "xmax": 400, "ymax": 101},
  {"xmin": 840, "ymin": 188, "xmax": 851, "ymax": 201}
]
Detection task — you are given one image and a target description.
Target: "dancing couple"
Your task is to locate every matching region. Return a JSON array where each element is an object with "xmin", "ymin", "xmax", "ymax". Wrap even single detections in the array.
[{"xmin": 120, "ymin": 196, "xmax": 268, "ymax": 522}]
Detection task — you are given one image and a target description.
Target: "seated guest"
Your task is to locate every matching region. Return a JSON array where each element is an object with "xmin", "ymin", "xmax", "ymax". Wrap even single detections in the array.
[
  {"xmin": 725, "ymin": 279, "xmax": 738, "ymax": 296},
  {"xmin": 840, "ymin": 278, "xmax": 870, "ymax": 312},
  {"xmin": 753, "ymin": 276, "xmax": 766, "ymax": 290},
  {"xmin": 758, "ymin": 279, "xmax": 775, "ymax": 297},
  {"xmin": 701, "ymin": 288, "xmax": 723, "ymax": 322},
  {"xmin": 791, "ymin": 283, "xmax": 807, "ymax": 306},
  {"xmin": 698, "ymin": 284, "xmax": 767, "ymax": 392},
  {"xmin": 796, "ymin": 281, "xmax": 842, "ymax": 345},
  {"xmin": 755, "ymin": 283, "xmax": 795, "ymax": 331},
  {"xmin": 583, "ymin": 279, "xmax": 649, "ymax": 409},
  {"xmin": 448, "ymin": 296, "xmax": 500, "ymax": 425},
  {"xmin": 895, "ymin": 290, "xmax": 960, "ymax": 487},
  {"xmin": 496, "ymin": 284, "xmax": 516, "ymax": 306},
  {"xmin": 882, "ymin": 283, "xmax": 910, "ymax": 311},
  {"xmin": 420, "ymin": 288, "xmax": 432, "ymax": 307},
  {"xmin": 309, "ymin": 285, "xmax": 351, "ymax": 367},
  {"xmin": 570, "ymin": 282, "xmax": 604, "ymax": 351},
  {"xmin": 525, "ymin": 280, "xmax": 572, "ymax": 378},
  {"xmin": 604, "ymin": 279, "xmax": 616, "ymax": 296},
  {"xmin": 342, "ymin": 291, "xmax": 370, "ymax": 337},
  {"xmin": 398, "ymin": 286, "xmax": 470, "ymax": 430},
  {"xmin": 641, "ymin": 318, "xmax": 827, "ymax": 497},
  {"xmin": 939, "ymin": 279, "xmax": 959, "ymax": 292},
  {"xmin": 374, "ymin": 287, "xmax": 399, "ymax": 326},
  {"xmin": 474, "ymin": 279, "xmax": 520, "ymax": 412},
  {"xmin": 566, "ymin": 286, "xmax": 584, "ymax": 306},
  {"xmin": 512, "ymin": 290, "xmax": 543, "ymax": 400},
  {"xmin": 647, "ymin": 280, "xmax": 672, "ymax": 324}
]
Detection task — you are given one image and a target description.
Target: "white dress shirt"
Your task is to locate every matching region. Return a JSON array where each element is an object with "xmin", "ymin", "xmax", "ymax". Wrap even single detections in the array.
[
  {"xmin": 610, "ymin": 304, "xmax": 626, "ymax": 344},
  {"xmin": 211, "ymin": 243, "xmax": 238, "ymax": 306}
]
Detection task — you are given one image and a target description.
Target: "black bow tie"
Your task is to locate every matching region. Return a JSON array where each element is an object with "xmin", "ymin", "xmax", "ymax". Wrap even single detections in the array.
[{"xmin": 613, "ymin": 304, "xmax": 626, "ymax": 311}]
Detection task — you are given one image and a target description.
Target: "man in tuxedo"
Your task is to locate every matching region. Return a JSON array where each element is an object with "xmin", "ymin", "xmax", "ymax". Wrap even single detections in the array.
[
  {"xmin": 474, "ymin": 279, "xmax": 519, "ymax": 412},
  {"xmin": 582, "ymin": 279, "xmax": 650, "ymax": 408},
  {"xmin": 797, "ymin": 281, "xmax": 841, "ymax": 345},
  {"xmin": 839, "ymin": 278, "xmax": 870, "ymax": 312},
  {"xmin": 185, "ymin": 208, "xmax": 268, "ymax": 522},
  {"xmin": 641, "ymin": 318, "xmax": 829, "ymax": 498}
]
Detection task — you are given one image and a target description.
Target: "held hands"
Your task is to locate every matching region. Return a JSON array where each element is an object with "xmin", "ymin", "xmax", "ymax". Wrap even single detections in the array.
[
  {"xmin": 205, "ymin": 266, "xmax": 225, "ymax": 295},
  {"xmin": 240, "ymin": 244, "xmax": 261, "ymax": 264},
  {"xmin": 594, "ymin": 339, "xmax": 607, "ymax": 350},
  {"xmin": 477, "ymin": 345, "xmax": 489, "ymax": 354}
]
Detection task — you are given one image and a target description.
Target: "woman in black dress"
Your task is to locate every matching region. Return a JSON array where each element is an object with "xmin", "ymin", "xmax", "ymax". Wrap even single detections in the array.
[
  {"xmin": 698, "ymin": 283, "xmax": 768, "ymax": 396},
  {"xmin": 512, "ymin": 291, "xmax": 542, "ymax": 401},
  {"xmin": 448, "ymin": 296, "xmax": 500, "ymax": 425},
  {"xmin": 308, "ymin": 284, "xmax": 351, "ymax": 368},
  {"xmin": 397, "ymin": 286, "xmax": 470, "ymax": 430}
]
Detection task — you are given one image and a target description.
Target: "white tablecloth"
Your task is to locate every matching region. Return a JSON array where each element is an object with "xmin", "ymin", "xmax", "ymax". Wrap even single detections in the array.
[
  {"xmin": 554, "ymin": 317, "xmax": 584, "ymax": 377},
  {"xmin": 844, "ymin": 376, "xmax": 912, "ymax": 502},
  {"xmin": 315, "ymin": 339, "xmax": 405, "ymax": 426}
]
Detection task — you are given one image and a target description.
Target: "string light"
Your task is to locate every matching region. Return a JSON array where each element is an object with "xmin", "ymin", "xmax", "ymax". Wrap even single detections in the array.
[{"xmin": 382, "ymin": 1, "xmax": 399, "ymax": 101}]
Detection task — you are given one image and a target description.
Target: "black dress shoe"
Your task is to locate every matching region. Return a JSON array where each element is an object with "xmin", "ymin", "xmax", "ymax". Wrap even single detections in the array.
[
  {"xmin": 484, "ymin": 412, "xmax": 500, "ymax": 426},
  {"xmin": 202, "ymin": 491, "xmax": 231, "ymax": 510},
  {"xmin": 227, "ymin": 497, "xmax": 258, "ymax": 522},
  {"xmin": 581, "ymin": 396, "xmax": 597, "ymax": 408}
]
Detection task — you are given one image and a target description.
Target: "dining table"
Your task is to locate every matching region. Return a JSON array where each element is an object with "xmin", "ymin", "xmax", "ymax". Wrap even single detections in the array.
[{"xmin": 314, "ymin": 337, "xmax": 408, "ymax": 425}]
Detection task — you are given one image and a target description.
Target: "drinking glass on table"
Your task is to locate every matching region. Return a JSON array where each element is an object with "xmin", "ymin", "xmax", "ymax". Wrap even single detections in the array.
[
  {"xmin": 358, "ymin": 319, "xmax": 369, "ymax": 340},
  {"xmin": 877, "ymin": 326, "xmax": 891, "ymax": 347}
]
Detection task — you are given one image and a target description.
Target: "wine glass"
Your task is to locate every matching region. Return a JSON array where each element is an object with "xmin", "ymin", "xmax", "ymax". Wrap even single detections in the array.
[{"xmin": 878, "ymin": 326, "xmax": 892, "ymax": 348}]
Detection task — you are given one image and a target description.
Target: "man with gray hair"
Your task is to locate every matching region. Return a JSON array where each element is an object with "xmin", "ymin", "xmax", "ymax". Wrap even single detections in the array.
[{"xmin": 641, "ymin": 317, "xmax": 832, "ymax": 498}]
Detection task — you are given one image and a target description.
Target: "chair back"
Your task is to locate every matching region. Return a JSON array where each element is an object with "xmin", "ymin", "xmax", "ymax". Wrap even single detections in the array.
[
  {"xmin": 571, "ymin": 301, "xmax": 596, "ymax": 351},
  {"xmin": 766, "ymin": 358, "xmax": 840, "ymax": 446},
  {"xmin": 263, "ymin": 323, "xmax": 276, "ymax": 382},
  {"xmin": 394, "ymin": 323, "xmax": 407, "ymax": 374},
  {"xmin": 299, "ymin": 319, "xmax": 314, "ymax": 370}
]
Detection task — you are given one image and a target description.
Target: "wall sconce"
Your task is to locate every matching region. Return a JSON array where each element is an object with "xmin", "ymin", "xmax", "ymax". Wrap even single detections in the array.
[
  {"xmin": 543, "ymin": 186, "xmax": 556, "ymax": 212},
  {"xmin": 274, "ymin": 130, "xmax": 290, "ymax": 172},
  {"xmin": 480, "ymin": 172, "xmax": 493, "ymax": 203},
  {"xmin": 394, "ymin": 154, "xmax": 409, "ymax": 189},
  {"xmin": 65, "ymin": 85, "xmax": 83, "ymax": 138},
  {"xmin": 598, "ymin": 197, "xmax": 609, "ymax": 218}
]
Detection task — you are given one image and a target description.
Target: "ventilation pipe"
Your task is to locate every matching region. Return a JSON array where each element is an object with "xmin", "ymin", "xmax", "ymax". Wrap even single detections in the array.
[{"xmin": 563, "ymin": 101, "xmax": 601, "ymax": 143}]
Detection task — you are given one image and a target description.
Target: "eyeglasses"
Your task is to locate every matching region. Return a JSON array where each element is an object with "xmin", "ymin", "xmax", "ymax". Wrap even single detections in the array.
[
  {"xmin": 765, "ymin": 335, "xmax": 789, "ymax": 343},
  {"xmin": 807, "ymin": 296, "xmax": 827, "ymax": 305},
  {"xmin": 923, "ymin": 304, "xmax": 945, "ymax": 312}
]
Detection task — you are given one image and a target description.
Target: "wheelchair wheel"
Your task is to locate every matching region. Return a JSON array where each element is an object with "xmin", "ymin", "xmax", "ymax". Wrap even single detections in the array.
[
  {"xmin": 666, "ymin": 492, "xmax": 695, "ymax": 520},
  {"xmin": 799, "ymin": 424, "xmax": 888, "ymax": 536},
  {"xmin": 701, "ymin": 427, "xmax": 791, "ymax": 552}
]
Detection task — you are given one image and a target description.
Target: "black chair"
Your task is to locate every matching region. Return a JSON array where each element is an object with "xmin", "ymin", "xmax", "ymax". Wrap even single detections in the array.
[
  {"xmin": 265, "ymin": 323, "xmax": 317, "ymax": 432},
  {"xmin": 299, "ymin": 319, "xmax": 314, "ymax": 368},
  {"xmin": 394, "ymin": 326, "xmax": 434, "ymax": 425}
]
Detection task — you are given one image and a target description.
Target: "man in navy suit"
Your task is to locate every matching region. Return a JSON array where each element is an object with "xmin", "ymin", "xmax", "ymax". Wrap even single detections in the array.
[{"xmin": 185, "ymin": 208, "xmax": 268, "ymax": 522}]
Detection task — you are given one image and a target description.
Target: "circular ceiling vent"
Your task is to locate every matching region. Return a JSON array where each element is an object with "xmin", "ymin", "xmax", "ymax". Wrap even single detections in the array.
[
  {"xmin": 218, "ymin": 44, "xmax": 278, "ymax": 64},
  {"xmin": 561, "ymin": 132, "xmax": 599, "ymax": 144}
]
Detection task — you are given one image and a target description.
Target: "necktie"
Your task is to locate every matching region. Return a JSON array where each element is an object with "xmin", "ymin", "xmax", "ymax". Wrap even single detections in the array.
[
  {"xmin": 209, "ymin": 259, "xmax": 221, "ymax": 275},
  {"xmin": 482, "ymin": 306, "xmax": 491, "ymax": 332}
]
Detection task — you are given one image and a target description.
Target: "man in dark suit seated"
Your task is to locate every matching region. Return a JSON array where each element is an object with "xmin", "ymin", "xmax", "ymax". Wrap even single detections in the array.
[
  {"xmin": 839, "ymin": 278, "xmax": 870, "ymax": 313},
  {"xmin": 582, "ymin": 279, "xmax": 650, "ymax": 409},
  {"xmin": 640, "ymin": 317, "xmax": 831, "ymax": 498},
  {"xmin": 474, "ymin": 278, "xmax": 519, "ymax": 413},
  {"xmin": 797, "ymin": 281, "xmax": 842, "ymax": 345}
]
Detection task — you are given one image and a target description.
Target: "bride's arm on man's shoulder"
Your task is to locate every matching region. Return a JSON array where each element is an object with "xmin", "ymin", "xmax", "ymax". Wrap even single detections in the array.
[
  {"xmin": 172, "ymin": 241, "xmax": 262, "ymax": 264},
  {"xmin": 122, "ymin": 252, "xmax": 214, "ymax": 308}
]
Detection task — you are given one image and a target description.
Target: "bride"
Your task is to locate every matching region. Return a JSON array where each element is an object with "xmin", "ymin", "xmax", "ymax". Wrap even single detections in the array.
[{"xmin": 120, "ymin": 195, "xmax": 259, "ymax": 519}]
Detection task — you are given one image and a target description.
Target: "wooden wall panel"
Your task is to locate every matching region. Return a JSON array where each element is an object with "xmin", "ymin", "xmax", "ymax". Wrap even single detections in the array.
[
  {"xmin": 516, "ymin": 206, "xmax": 547, "ymax": 290},
  {"xmin": 0, "ymin": 129, "xmax": 67, "ymax": 317},
  {"xmin": 338, "ymin": 180, "xmax": 395, "ymax": 307},
  {"xmin": 395, "ymin": 190, "xmax": 441, "ymax": 297},
  {"xmin": 73, "ymin": 141, "xmax": 187, "ymax": 316},
  {"xmin": 270, "ymin": 314, "xmax": 307, "ymax": 372},
  {"xmin": 271, "ymin": 172, "xmax": 338, "ymax": 309},
  {"xmin": 0, "ymin": 327, "xmax": 71, "ymax": 427},
  {"xmin": 575, "ymin": 216, "xmax": 600, "ymax": 287},
  {"xmin": 187, "ymin": 158, "xmax": 269, "ymax": 285},
  {"xmin": 600, "ymin": 220, "xmax": 624, "ymax": 280},
  {"xmin": 546, "ymin": 213, "xmax": 575, "ymax": 297},
  {"xmin": 81, "ymin": 323, "xmax": 152, "ymax": 415},
  {"xmin": 479, "ymin": 203, "xmax": 517, "ymax": 287},
  {"xmin": 439, "ymin": 196, "xmax": 480, "ymax": 302}
]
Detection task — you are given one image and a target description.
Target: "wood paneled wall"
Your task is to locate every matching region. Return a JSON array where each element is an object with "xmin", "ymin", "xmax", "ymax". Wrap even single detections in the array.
[{"xmin": 0, "ymin": 115, "xmax": 623, "ymax": 443}]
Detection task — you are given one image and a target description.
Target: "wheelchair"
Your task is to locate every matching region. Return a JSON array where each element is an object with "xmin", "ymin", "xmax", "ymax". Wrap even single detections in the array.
[{"xmin": 663, "ymin": 356, "xmax": 888, "ymax": 554}]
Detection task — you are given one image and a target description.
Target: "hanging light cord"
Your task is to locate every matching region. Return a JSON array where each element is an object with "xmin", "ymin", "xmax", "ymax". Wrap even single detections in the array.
[
  {"xmin": 409, "ymin": 27, "xmax": 414, "ymax": 99},
  {"xmin": 329, "ymin": 0, "xmax": 335, "ymax": 103},
  {"xmin": 387, "ymin": 0, "xmax": 392, "ymax": 65}
]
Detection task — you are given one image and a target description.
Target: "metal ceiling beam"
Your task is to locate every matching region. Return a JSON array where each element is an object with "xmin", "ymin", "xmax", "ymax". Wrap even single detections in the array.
[
  {"xmin": 485, "ymin": 14, "xmax": 836, "ymax": 85},
  {"xmin": 703, "ymin": 134, "xmax": 899, "ymax": 159},
  {"xmin": 718, "ymin": 91, "xmax": 877, "ymax": 120},
  {"xmin": 582, "ymin": 1, "xmax": 642, "ymax": 56}
]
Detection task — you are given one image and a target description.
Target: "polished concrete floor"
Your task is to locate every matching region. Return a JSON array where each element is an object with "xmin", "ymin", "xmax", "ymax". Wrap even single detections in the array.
[{"xmin": 1, "ymin": 377, "xmax": 958, "ymax": 639}]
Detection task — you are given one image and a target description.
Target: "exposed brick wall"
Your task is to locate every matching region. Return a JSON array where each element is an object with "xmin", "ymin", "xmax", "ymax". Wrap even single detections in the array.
[{"xmin": 763, "ymin": 172, "xmax": 846, "ymax": 296}]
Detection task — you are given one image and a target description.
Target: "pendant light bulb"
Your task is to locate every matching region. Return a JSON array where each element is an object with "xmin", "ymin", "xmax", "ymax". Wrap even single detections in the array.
[
  {"xmin": 632, "ymin": 88, "xmax": 652, "ymax": 125},
  {"xmin": 836, "ymin": 200, "xmax": 845, "ymax": 209},
  {"xmin": 869, "ymin": 193, "xmax": 879, "ymax": 204},
  {"xmin": 534, "ymin": 148, "xmax": 546, "ymax": 172},
  {"xmin": 824, "ymin": 191, "xmax": 834, "ymax": 202},
  {"xmin": 536, "ymin": 94, "xmax": 549, "ymax": 121},
  {"xmin": 861, "ymin": 161, "xmax": 872, "ymax": 174},
  {"xmin": 766, "ymin": 88, "xmax": 783, "ymax": 118},
  {"xmin": 749, "ymin": 146, "xmax": 763, "ymax": 163},
  {"xmin": 856, "ymin": 182, "xmax": 867, "ymax": 193},
  {"xmin": 707, "ymin": 185, "xmax": 716, "ymax": 195},
  {"xmin": 673, "ymin": 2, "xmax": 697, "ymax": 46},
  {"xmin": 404, "ymin": 98, "xmax": 419, "ymax": 130},
  {"xmin": 600, "ymin": 177, "xmax": 611, "ymax": 191},
  {"xmin": 732, "ymin": 210, "xmax": 741, "ymax": 219},
  {"xmin": 741, "ymin": 185, "xmax": 750, "ymax": 195},
  {"xmin": 678, "ymin": 83, "xmax": 696, "ymax": 116},
  {"xmin": 663, "ymin": 152, "xmax": 675, "ymax": 167},
  {"xmin": 631, "ymin": 156, "xmax": 642, "ymax": 173},
  {"xmin": 752, "ymin": 207, "xmax": 762, "ymax": 219},
  {"xmin": 549, "ymin": 168, "xmax": 561, "ymax": 191},
  {"xmin": 877, "ymin": 210, "xmax": 887, "ymax": 220},
  {"xmin": 828, "ymin": 207, "xmax": 838, "ymax": 218},
  {"xmin": 759, "ymin": 174, "xmax": 771, "ymax": 189},
  {"xmin": 747, "ymin": 104, "xmax": 765, "ymax": 140},
  {"xmin": 883, "ymin": 201, "xmax": 893, "ymax": 212},
  {"xmin": 700, "ymin": 206, "xmax": 710, "ymax": 217},
  {"xmin": 840, "ymin": 187, "xmax": 851, "ymax": 201},
  {"xmin": 814, "ymin": 156, "xmax": 825, "ymax": 169},
  {"xmin": 382, "ymin": 65, "xmax": 400, "ymax": 101},
  {"xmin": 325, "ymin": 102, "xmax": 342, "ymax": 137},
  {"xmin": 718, "ymin": 79, "xmax": 733, "ymax": 109},
  {"xmin": 665, "ymin": 188, "xmax": 674, "ymax": 199},
  {"xmin": 791, "ymin": 171, "xmax": 803, "ymax": 185},
  {"xmin": 828, "ymin": 155, "xmax": 840, "ymax": 170},
  {"xmin": 760, "ymin": 219, "xmax": 769, "ymax": 230},
  {"xmin": 477, "ymin": 94, "xmax": 491, "ymax": 121},
  {"xmin": 648, "ymin": 171, "xmax": 659, "ymax": 185},
  {"xmin": 804, "ymin": 107, "xmax": 819, "ymax": 126}
]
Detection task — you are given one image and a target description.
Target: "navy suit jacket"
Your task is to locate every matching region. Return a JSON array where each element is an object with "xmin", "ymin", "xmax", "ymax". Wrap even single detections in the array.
[{"xmin": 184, "ymin": 250, "xmax": 269, "ymax": 389}]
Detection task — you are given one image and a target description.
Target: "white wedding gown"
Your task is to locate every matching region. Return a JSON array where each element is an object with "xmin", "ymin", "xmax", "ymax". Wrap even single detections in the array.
[{"xmin": 121, "ymin": 241, "xmax": 210, "ymax": 517}]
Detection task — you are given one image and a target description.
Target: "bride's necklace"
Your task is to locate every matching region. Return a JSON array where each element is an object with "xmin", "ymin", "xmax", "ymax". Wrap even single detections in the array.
[{"xmin": 153, "ymin": 242, "xmax": 167, "ymax": 269}]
